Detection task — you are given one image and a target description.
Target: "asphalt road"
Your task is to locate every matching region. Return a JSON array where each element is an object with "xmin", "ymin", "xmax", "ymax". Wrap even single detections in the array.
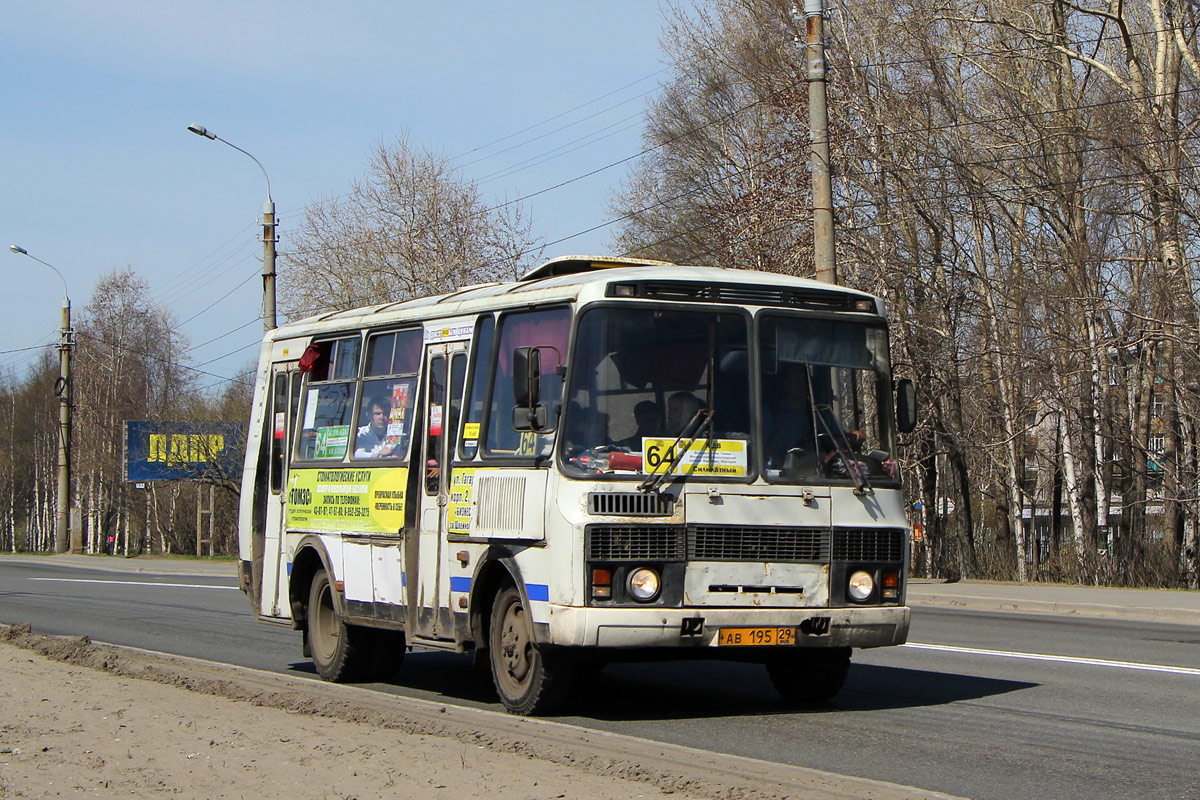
[{"xmin": 1, "ymin": 556, "xmax": 1197, "ymax": 800}]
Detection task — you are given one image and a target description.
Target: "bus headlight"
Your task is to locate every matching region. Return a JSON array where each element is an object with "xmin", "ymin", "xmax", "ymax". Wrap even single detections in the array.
[
  {"xmin": 627, "ymin": 568, "xmax": 661, "ymax": 602},
  {"xmin": 847, "ymin": 570, "xmax": 875, "ymax": 602}
]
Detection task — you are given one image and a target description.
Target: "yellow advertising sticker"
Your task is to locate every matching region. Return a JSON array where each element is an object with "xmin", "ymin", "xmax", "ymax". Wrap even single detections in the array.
[
  {"xmin": 286, "ymin": 466, "xmax": 409, "ymax": 533},
  {"xmin": 642, "ymin": 438, "xmax": 748, "ymax": 477},
  {"xmin": 447, "ymin": 468, "xmax": 477, "ymax": 535}
]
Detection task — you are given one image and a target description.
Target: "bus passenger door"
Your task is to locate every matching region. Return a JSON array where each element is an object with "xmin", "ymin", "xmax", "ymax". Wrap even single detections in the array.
[
  {"xmin": 411, "ymin": 345, "xmax": 466, "ymax": 640},
  {"xmin": 260, "ymin": 365, "xmax": 300, "ymax": 619}
]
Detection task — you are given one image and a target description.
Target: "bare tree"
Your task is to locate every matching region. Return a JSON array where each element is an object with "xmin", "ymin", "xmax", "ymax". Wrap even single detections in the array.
[{"xmin": 280, "ymin": 135, "xmax": 544, "ymax": 317}]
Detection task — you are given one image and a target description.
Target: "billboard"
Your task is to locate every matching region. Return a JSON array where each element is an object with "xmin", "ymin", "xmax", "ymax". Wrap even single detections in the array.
[{"xmin": 123, "ymin": 421, "xmax": 245, "ymax": 483}]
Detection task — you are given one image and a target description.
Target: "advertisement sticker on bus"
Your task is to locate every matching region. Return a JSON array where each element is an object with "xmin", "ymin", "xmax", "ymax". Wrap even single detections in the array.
[
  {"xmin": 285, "ymin": 467, "xmax": 408, "ymax": 533},
  {"xmin": 642, "ymin": 438, "xmax": 748, "ymax": 477}
]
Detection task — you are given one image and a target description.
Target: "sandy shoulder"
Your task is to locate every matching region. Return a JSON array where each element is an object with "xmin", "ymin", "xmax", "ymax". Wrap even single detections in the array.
[
  {"xmin": 0, "ymin": 635, "xmax": 692, "ymax": 800},
  {"xmin": 0, "ymin": 625, "xmax": 950, "ymax": 800}
]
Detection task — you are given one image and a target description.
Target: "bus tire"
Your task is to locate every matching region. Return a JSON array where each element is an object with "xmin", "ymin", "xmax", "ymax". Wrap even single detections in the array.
[
  {"xmin": 489, "ymin": 586, "xmax": 572, "ymax": 715},
  {"xmin": 307, "ymin": 568, "xmax": 371, "ymax": 683},
  {"xmin": 766, "ymin": 646, "xmax": 851, "ymax": 704}
]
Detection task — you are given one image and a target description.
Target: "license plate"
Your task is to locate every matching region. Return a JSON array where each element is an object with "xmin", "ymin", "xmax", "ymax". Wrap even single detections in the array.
[{"xmin": 717, "ymin": 627, "xmax": 796, "ymax": 646}]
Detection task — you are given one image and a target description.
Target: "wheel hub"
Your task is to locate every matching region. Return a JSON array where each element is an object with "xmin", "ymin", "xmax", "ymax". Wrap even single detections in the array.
[{"xmin": 500, "ymin": 604, "xmax": 530, "ymax": 683}]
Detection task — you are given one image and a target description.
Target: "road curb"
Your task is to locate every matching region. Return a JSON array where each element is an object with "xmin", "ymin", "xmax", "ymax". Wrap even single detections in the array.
[
  {"xmin": 0, "ymin": 553, "xmax": 234, "ymax": 578},
  {"xmin": 908, "ymin": 590, "xmax": 1200, "ymax": 626}
]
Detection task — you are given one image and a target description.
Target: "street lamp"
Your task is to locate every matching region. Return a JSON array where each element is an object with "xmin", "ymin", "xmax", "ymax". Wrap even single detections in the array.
[
  {"xmin": 186, "ymin": 123, "xmax": 277, "ymax": 332},
  {"xmin": 8, "ymin": 244, "xmax": 76, "ymax": 554}
]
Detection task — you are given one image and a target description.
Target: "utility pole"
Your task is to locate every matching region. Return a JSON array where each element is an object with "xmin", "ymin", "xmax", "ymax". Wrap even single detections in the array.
[
  {"xmin": 57, "ymin": 294, "xmax": 74, "ymax": 552},
  {"xmin": 8, "ymin": 245, "xmax": 75, "ymax": 553},
  {"xmin": 261, "ymin": 197, "xmax": 277, "ymax": 332},
  {"xmin": 795, "ymin": 0, "xmax": 838, "ymax": 285}
]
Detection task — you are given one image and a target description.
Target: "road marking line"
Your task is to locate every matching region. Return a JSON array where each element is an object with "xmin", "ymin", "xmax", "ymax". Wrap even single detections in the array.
[
  {"xmin": 29, "ymin": 577, "xmax": 237, "ymax": 591},
  {"xmin": 904, "ymin": 641, "xmax": 1200, "ymax": 676}
]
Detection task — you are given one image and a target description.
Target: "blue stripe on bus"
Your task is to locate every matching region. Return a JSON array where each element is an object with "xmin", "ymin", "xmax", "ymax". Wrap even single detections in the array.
[
  {"xmin": 286, "ymin": 562, "xmax": 292, "ymax": 576},
  {"xmin": 449, "ymin": 576, "xmax": 471, "ymax": 593},
  {"xmin": 526, "ymin": 583, "xmax": 549, "ymax": 602}
]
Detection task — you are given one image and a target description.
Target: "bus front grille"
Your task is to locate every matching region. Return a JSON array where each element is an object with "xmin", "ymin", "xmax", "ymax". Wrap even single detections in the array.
[
  {"xmin": 588, "ymin": 491, "xmax": 675, "ymax": 516},
  {"xmin": 586, "ymin": 525, "xmax": 906, "ymax": 564},
  {"xmin": 832, "ymin": 528, "xmax": 906, "ymax": 562},
  {"xmin": 687, "ymin": 525, "xmax": 830, "ymax": 562},
  {"xmin": 587, "ymin": 525, "xmax": 686, "ymax": 561}
]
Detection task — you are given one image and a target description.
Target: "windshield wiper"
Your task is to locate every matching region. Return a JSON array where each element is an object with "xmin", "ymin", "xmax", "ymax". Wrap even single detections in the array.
[
  {"xmin": 803, "ymin": 362, "xmax": 873, "ymax": 497},
  {"xmin": 638, "ymin": 407, "xmax": 713, "ymax": 494}
]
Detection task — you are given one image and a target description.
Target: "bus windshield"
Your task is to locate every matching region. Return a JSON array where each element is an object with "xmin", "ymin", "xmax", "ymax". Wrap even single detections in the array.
[
  {"xmin": 560, "ymin": 307, "xmax": 752, "ymax": 479},
  {"xmin": 759, "ymin": 314, "xmax": 898, "ymax": 485},
  {"xmin": 559, "ymin": 306, "xmax": 899, "ymax": 485}
]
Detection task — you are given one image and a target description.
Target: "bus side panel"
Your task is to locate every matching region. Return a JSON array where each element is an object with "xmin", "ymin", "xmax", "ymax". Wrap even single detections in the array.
[
  {"xmin": 371, "ymin": 542, "xmax": 405, "ymax": 617},
  {"xmin": 343, "ymin": 540, "xmax": 374, "ymax": 614}
]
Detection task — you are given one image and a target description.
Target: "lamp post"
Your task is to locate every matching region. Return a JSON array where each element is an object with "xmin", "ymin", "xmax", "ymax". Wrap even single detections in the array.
[
  {"xmin": 186, "ymin": 123, "xmax": 277, "ymax": 332},
  {"xmin": 8, "ymin": 244, "xmax": 75, "ymax": 554}
]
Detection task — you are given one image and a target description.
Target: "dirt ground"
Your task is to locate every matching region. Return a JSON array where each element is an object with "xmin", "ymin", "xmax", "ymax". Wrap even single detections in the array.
[{"xmin": 0, "ymin": 624, "xmax": 940, "ymax": 800}]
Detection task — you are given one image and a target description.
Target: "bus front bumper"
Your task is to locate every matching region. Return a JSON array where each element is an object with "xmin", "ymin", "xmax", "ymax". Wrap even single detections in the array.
[{"xmin": 544, "ymin": 604, "xmax": 910, "ymax": 650}]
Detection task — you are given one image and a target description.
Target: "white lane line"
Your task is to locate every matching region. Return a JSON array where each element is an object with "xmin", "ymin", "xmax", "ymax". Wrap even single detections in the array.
[
  {"xmin": 904, "ymin": 641, "xmax": 1200, "ymax": 676},
  {"xmin": 29, "ymin": 577, "xmax": 237, "ymax": 591}
]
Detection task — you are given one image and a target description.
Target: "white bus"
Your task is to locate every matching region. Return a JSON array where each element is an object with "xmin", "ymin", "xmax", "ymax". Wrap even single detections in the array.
[{"xmin": 237, "ymin": 256, "xmax": 917, "ymax": 715}]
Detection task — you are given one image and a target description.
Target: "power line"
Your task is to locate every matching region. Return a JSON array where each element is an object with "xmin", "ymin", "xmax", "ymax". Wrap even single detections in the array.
[
  {"xmin": 457, "ymin": 87, "xmax": 659, "ymax": 171},
  {"xmin": 451, "ymin": 69, "xmax": 665, "ymax": 163},
  {"xmin": 73, "ymin": 329, "xmax": 254, "ymax": 389},
  {"xmin": 184, "ymin": 317, "xmax": 263, "ymax": 354},
  {"xmin": 176, "ymin": 265, "xmax": 261, "ymax": 329},
  {"xmin": 275, "ymin": 69, "xmax": 667, "ymax": 223}
]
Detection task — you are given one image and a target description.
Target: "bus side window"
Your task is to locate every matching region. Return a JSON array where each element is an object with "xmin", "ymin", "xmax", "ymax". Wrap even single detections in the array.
[
  {"xmin": 354, "ymin": 328, "xmax": 421, "ymax": 461},
  {"xmin": 424, "ymin": 356, "xmax": 446, "ymax": 495},
  {"xmin": 447, "ymin": 353, "xmax": 466, "ymax": 461},
  {"xmin": 459, "ymin": 315, "xmax": 494, "ymax": 460},
  {"xmin": 295, "ymin": 336, "xmax": 361, "ymax": 461},
  {"xmin": 270, "ymin": 373, "xmax": 287, "ymax": 493},
  {"xmin": 484, "ymin": 307, "xmax": 570, "ymax": 457}
]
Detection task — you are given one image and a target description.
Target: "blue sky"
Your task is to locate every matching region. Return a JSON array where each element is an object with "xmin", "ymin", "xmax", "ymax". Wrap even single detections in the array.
[{"xmin": 2, "ymin": 2, "xmax": 667, "ymax": 392}]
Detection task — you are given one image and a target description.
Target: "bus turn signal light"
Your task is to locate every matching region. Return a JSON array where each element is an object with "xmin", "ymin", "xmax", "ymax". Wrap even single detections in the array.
[
  {"xmin": 882, "ymin": 570, "xmax": 900, "ymax": 600},
  {"xmin": 592, "ymin": 568, "xmax": 612, "ymax": 599}
]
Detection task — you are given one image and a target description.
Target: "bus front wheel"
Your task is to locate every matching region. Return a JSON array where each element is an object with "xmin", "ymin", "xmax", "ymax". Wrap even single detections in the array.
[
  {"xmin": 488, "ymin": 586, "xmax": 572, "ymax": 715},
  {"xmin": 766, "ymin": 646, "xmax": 851, "ymax": 704},
  {"xmin": 307, "ymin": 568, "xmax": 371, "ymax": 682}
]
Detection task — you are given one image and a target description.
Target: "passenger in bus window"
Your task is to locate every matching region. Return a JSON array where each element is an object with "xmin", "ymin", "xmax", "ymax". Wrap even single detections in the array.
[
  {"xmin": 666, "ymin": 391, "xmax": 703, "ymax": 437},
  {"xmin": 615, "ymin": 400, "xmax": 663, "ymax": 450},
  {"xmin": 355, "ymin": 396, "xmax": 398, "ymax": 458}
]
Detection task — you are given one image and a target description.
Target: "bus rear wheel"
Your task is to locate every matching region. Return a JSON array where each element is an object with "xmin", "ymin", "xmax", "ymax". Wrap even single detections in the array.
[
  {"xmin": 489, "ymin": 586, "xmax": 572, "ymax": 715},
  {"xmin": 307, "ymin": 568, "xmax": 372, "ymax": 682},
  {"xmin": 766, "ymin": 646, "xmax": 851, "ymax": 704}
]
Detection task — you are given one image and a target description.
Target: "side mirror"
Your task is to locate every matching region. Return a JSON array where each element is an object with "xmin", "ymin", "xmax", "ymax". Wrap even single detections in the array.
[
  {"xmin": 512, "ymin": 346, "xmax": 550, "ymax": 433},
  {"xmin": 512, "ymin": 404, "xmax": 548, "ymax": 432},
  {"xmin": 512, "ymin": 347, "xmax": 541, "ymax": 407},
  {"xmin": 896, "ymin": 378, "xmax": 917, "ymax": 433}
]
